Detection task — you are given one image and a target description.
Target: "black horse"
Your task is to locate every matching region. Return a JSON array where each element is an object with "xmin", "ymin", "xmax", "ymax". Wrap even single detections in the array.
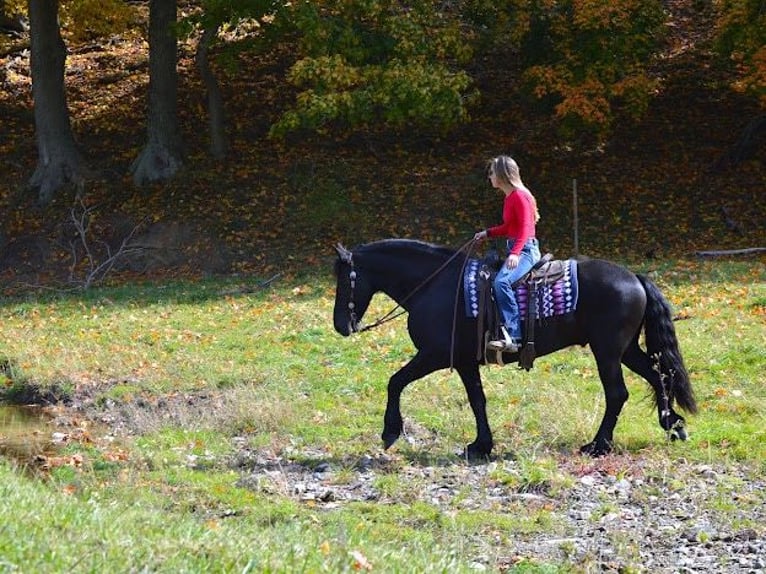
[{"xmin": 332, "ymin": 239, "xmax": 697, "ymax": 458}]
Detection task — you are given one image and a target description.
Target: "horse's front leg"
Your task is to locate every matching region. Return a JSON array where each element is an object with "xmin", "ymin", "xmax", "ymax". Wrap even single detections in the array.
[
  {"xmin": 382, "ymin": 351, "xmax": 440, "ymax": 450},
  {"xmin": 453, "ymin": 362, "xmax": 493, "ymax": 460}
]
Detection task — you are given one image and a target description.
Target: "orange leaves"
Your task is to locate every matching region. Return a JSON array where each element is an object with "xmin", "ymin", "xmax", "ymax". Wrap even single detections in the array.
[
  {"xmin": 60, "ymin": 0, "xmax": 137, "ymax": 43},
  {"xmin": 350, "ymin": 550, "xmax": 373, "ymax": 571},
  {"xmin": 102, "ymin": 449, "xmax": 130, "ymax": 463},
  {"xmin": 292, "ymin": 285, "xmax": 313, "ymax": 297},
  {"xmin": 712, "ymin": 388, "xmax": 744, "ymax": 399},
  {"xmin": 555, "ymin": 89, "xmax": 611, "ymax": 127},
  {"xmin": 514, "ymin": 0, "xmax": 665, "ymax": 138},
  {"xmin": 570, "ymin": 0, "xmax": 657, "ymax": 32},
  {"xmin": 732, "ymin": 46, "xmax": 766, "ymax": 106},
  {"xmin": 316, "ymin": 542, "xmax": 372, "ymax": 570},
  {"xmin": 714, "ymin": 0, "xmax": 766, "ymax": 103},
  {"xmin": 34, "ymin": 452, "xmax": 84, "ymax": 472}
]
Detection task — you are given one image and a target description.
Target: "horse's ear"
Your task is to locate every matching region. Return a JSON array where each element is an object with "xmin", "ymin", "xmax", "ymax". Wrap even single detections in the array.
[{"xmin": 335, "ymin": 243, "xmax": 353, "ymax": 264}]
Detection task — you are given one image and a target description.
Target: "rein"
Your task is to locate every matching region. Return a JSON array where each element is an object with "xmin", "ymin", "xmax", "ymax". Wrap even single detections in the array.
[{"xmin": 343, "ymin": 239, "xmax": 479, "ymax": 341}]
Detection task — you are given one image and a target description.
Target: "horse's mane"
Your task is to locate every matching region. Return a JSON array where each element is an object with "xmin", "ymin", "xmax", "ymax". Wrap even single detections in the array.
[
  {"xmin": 355, "ymin": 238, "xmax": 458, "ymax": 260},
  {"xmin": 333, "ymin": 239, "xmax": 462, "ymax": 279}
]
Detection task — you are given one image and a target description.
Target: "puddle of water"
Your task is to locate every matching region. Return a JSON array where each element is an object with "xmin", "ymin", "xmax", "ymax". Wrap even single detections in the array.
[
  {"xmin": 2, "ymin": 404, "xmax": 112, "ymax": 474},
  {"xmin": 0, "ymin": 404, "xmax": 53, "ymax": 461}
]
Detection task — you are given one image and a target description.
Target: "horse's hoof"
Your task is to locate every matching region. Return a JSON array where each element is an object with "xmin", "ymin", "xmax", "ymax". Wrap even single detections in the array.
[
  {"xmin": 461, "ymin": 443, "xmax": 492, "ymax": 462},
  {"xmin": 580, "ymin": 441, "xmax": 612, "ymax": 457},
  {"xmin": 381, "ymin": 432, "xmax": 400, "ymax": 450},
  {"xmin": 670, "ymin": 425, "xmax": 688, "ymax": 441}
]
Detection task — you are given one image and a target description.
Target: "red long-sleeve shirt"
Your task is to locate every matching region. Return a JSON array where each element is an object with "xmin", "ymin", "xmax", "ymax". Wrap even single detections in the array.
[{"xmin": 486, "ymin": 189, "xmax": 536, "ymax": 255}]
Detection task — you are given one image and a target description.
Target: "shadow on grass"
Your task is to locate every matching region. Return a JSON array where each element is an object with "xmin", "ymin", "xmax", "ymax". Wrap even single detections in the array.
[{"xmin": 0, "ymin": 267, "xmax": 339, "ymax": 311}]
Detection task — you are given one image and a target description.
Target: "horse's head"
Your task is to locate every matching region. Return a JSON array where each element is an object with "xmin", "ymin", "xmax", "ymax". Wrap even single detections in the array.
[{"xmin": 332, "ymin": 244, "xmax": 374, "ymax": 336}]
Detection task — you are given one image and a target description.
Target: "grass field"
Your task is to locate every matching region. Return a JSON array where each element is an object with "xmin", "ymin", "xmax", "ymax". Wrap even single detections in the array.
[{"xmin": 1, "ymin": 256, "xmax": 764, "ymax": 572}]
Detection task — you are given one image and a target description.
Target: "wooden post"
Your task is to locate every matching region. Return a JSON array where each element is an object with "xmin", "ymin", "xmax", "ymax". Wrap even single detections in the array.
[{"xmin": 572, "ymin": 179, "xmax": 579, "ymax": 257}]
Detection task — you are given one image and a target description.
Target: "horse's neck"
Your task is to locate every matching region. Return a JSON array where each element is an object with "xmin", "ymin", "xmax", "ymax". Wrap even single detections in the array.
[{"xmin": 362, "ymin": 249, "xmax": 453, "ymax": 303}]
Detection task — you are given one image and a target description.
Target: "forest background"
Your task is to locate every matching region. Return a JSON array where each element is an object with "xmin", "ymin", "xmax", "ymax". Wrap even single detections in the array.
[{"xmin": 0, "ymin": 0, "xmax": 764, "ymax": 288}]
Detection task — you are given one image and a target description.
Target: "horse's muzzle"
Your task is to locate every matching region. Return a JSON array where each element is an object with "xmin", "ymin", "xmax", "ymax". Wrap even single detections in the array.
[{"xmin": 333, "ymin": 319, "xmax": 353, "ymax": 337}]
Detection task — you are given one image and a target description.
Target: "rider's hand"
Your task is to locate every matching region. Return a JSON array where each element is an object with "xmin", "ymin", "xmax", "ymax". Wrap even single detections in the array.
[
  {"xmin": 474, "ymin": 230, "xmax": 487, "ymax": 241},
  {"xmin": 506, "ymin": 254, "xmax": 520, "ymax": 269}
]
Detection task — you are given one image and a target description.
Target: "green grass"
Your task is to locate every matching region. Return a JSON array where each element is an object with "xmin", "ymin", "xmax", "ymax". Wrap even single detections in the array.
[
  {"xmin": 1, "ymin": 461, "xmax": 508, "ymax": 573},
  {"xmin": 0, "ymin": 257, "xmax": 764, "ymax": 571}
]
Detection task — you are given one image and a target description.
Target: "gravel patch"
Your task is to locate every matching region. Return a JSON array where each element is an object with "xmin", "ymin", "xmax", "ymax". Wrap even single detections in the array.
[{"xmin": 231, "ymin": 445, "xmax": 766, "ymax": 573}]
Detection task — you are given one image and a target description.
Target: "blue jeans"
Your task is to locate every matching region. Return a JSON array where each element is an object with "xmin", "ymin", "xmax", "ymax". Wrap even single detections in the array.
[{"xmin": 493, "ymin": 238, "xmax": 541, "ymax": 340}]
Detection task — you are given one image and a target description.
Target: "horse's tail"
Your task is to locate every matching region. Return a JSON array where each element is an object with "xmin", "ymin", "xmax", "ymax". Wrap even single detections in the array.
[{"xmin": 637, "ymin": 275, "xmax": 698, "ymax": 414}]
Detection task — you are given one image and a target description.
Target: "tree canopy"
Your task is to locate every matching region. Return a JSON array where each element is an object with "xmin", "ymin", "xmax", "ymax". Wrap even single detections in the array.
[
  {"xmin": 714, "ymin": 0, "xmax": 766, "ymax": 106},
  {"xmin": 6, "ymin": 0, "xmax": 765, "ymax": 140},
  {"xmin": 270, "ymin": 0, "xmax": 475, "ymax": 136},
  {"xmin": 0, "ymin": 0, "xmax": 763, "ymax": 204}
]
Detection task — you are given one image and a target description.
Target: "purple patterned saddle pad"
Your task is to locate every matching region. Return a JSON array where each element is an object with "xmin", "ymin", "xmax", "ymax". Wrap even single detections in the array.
[{"xmin": 464, "ymin": 259, "xmax": 579, "ymax": 319}]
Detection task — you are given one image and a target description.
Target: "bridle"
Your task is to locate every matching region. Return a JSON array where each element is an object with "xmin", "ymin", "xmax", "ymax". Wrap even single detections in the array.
[
  {"xmin": 336, "ymin": 244, "xmax": 385, "ymax": 333},
  {"xmin": 336, "ymin": 246, "xmax": 366, "ymax": 333},
  {"xmin": 335, "ymin": 239, "xmax": 478, "ymax": 338}
]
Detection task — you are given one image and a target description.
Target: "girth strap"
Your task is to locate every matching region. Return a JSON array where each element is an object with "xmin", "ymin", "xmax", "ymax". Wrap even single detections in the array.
[
  {"xmin": 518, "ymin": 280, "xmax": 539, "ymax": 371},
  {"xmin": 475, "ymin": 265, "xmax": 494, "ymax": 361}
]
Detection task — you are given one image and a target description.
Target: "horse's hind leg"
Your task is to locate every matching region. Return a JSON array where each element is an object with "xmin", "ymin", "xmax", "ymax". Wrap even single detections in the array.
[
  {"xmin": 381, "ymin": 350, "xmax": 441, "ymax": 450},
  {"xmin": 581, "ymin": 347, "xmax": 629, "ymax": 457},
  {"xmin": 622, "ymin": 341, "xmax": 687, "ymax": 440},
  {"xmin": 455, "ymin": 361, "xmax": 493, "ymax": 460}
]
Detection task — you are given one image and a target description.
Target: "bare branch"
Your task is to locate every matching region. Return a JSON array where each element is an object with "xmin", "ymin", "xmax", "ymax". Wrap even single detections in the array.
[{"xmin": 67, "ymin": 200, "xmax": 149, "ymax": 289}]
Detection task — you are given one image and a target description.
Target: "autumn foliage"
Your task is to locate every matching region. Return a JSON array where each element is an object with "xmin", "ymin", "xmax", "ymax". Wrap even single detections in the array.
[
  {"xmin": 714, "ymin": 0, "xmax": 766, "ymax": 106},
  {"xmin": 503, "ymin": 0, "xmax": 666, "ymax": 138},
  {"xmin": 271, "ymin": 0, "xmax": 474, "ymax": 136},
  {"xmin": 0, "ymin": 0, "xmax": 764, "ymax": 285}
]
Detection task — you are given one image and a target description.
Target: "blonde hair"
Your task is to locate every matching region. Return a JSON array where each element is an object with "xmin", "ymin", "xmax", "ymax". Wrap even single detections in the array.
[{"xmin": 489, "ymin": 155, "xmax": 540, "ymax": 223}]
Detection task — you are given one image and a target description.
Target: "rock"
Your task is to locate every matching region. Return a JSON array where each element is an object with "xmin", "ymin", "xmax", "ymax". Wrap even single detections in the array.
[{"xmin": 580, "ymin": 473, "xmax": 598, "ymax": 487}]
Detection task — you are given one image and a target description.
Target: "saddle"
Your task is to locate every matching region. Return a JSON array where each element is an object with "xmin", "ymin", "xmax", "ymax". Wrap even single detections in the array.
[
  {"xmin": 515, "ymin": 255, "xmax": 566, "ymax": 286},
  {"xmin": 476, "ymin": 253, "xmax": 561, "ymax": 370}
]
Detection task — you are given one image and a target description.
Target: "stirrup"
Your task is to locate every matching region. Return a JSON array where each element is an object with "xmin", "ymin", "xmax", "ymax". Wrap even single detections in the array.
[{"xmin": 487, "ymin": 338, "xmax": 519, "ymax": 353}]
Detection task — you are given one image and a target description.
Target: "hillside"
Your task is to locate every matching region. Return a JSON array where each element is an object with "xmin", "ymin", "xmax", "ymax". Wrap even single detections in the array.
[{"xmin": 1, "ymin": 7, "xmax": 764, "ymax": 290}]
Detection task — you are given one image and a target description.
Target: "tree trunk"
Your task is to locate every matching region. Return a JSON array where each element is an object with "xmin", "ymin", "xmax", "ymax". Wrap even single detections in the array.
[
  {"xmin": 28, "ymin": 0, "xmax": 84, "ymax": 206},
  {"xmin": 130, "ymin": 0, "xmax": 183, "ymax": 186},
  {"xmin": 196, "ymin": 24, "xmax": 227, "ymax": 160}
]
